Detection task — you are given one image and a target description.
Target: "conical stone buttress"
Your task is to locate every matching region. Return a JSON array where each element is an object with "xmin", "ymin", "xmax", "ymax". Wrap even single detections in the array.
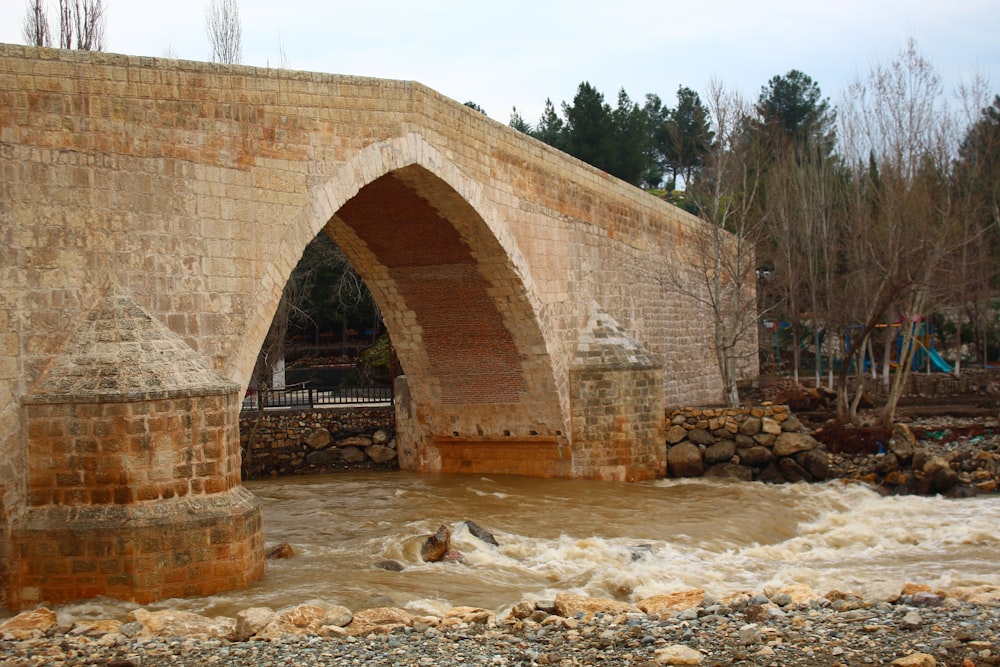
[{"xmin": 9, "ymin": 288, "xmax": 263, "ymax": 610}]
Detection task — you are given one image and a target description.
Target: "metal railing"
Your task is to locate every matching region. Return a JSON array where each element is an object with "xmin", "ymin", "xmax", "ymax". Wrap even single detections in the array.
[{"xmin": 241, "ymin": 385, "xmax": 393, "ymax": 411}]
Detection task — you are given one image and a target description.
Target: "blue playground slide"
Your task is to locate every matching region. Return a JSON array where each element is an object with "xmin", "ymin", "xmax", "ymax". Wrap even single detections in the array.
[{"xmin": 926, "ymin": 347, "xmax": 953, "ymax": 373}]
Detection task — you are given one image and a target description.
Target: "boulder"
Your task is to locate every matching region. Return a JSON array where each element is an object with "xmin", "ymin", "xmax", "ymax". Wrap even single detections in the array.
[
  {"xmin": 874, "ymin": 452, "xmax": 901, "ymax": 475},
  {"xmin": 421, "ymin": 524, "xmax": 452, "ymax": 562},
  {"xmin": 305, "ymin": 428, "xmax": 333, "ymax": 449},
  {"xmin": 760, "ymin": 418, "xmax": 782, "ymax": 435},
  {"xmin": 337, "ymin": 436, "xmax": 373, "ymax": 449},
  {"xmin": 339, "ymin": 446, "xmax": 367, "ymax": 463},
  {"xmin": 365, "ymin": 445, "xmax": 397, "ymax": 464},
  {"xmin": 757, "ymin": 462, "xmax": 786, "ymax": 484},
  {"xmin": 666, "ymin": 425, "xmax": 688, "ymax": 444},
  {"xmin": 779, "ymin": 457, "xmax": 813, "ymax": 483},
  {"xmin": 372, "ymin": 429, "xmax": 391, "ymax": 445},
  {"xmin": 667, "ymin": 442, "xmax": 704, "ymax": 478},
  {"xmin": 767, "ymin": 583, "xmax": 819, "ymax": 604},
  {"xmin": 553, "ymin": 593, "xmax": 639, "ymax": 618},
  {"xmin": 638, "ymin": 588, "xmax": 705, "ymax": 616},
  {"xmin": 462, "ymin": 520, "xmax": 500, "ymax": 546},
  {"xmin": 773, "ymin": 432, "xmax": 818, "ymax": 457},
  {"xmin": 704, "ymin": 439, "xmax": 736, "ymax": 464},
  {"xmin": 738, "ymin": 417, "xmax": 762, "ymax": 436},
  {"xmin": 687, "ymin": 428, "xmax": 715, "ymax": 446},
  {"xmin": 704, "ymin": 463, "xmax": 754, "ymax": 481},
  {"xmin": 891, "ymin": 654, "xmax": 936, "ymax": 667},
  {"xmin": 889, "ymin": 423, "xmax": 917, "ymax": 462},
  {"xmin": 127, "ymin": 609, "xmax": 236, "ymax": 640},
  {"xmin": 509, "ymin": 601, "xmax": 536, "ymax": 620},
  {"xmin": 752, "ymin": 433, "xmax": 776, "ymax": 447},
  {"xmin": 305, "ymin": 450, "xmax": 339, "ymax": 467},
  {"xmin": 931, "ymin": 466, "xmax": 961, "ymax": 494},
  {"xmin": 654, "ymin": 644, "xmax": 705, "ymax": 665},
  {"xmin": 375, "ymin": 559, "xmax": 405, "ymax": 572},
  {"xmin": 70, "ymin": 619, "xmax": 123, "ymax": 637},
  {"xmin": 344, "ymin": 607, "xmax": 412, "ymax": 636},
  {"xmin": 736, "ymin": 446, "xmax": 774, "ymax": 467},
  {"xmin": 628, "ymin": 544, "xmax": 653, "ymax": 561},
  {"xmin": 231, "ymin": 607, "xmax": 276, "ymax": 642},
  {"xmin": 0, "ymin": 607, "xmax": 57, "ymax": 639},
  {"xmin": 950, "ymin": 585, "xmax": 1000, "ymax": 605},
  {"xmin": 444, "ymin": 606, "xmax": 494, "ymax": 625},
  {"xmin": 266, "ymin": 542, "xmax": 295, "ymax": 559},
  {"xmin": 324, "ymin": 606, "xmax": 353, "ymax": 628},
  {"xmin": 278, "ymin": 604, "xmax": 327, "ymax": 632},
  {"xmin": 780, "ymin": 414, "xmax": 804, "ymax": 432},
  {"xmin": 794, "ymin": 448, "xmax": 830, "ymax": 481}
]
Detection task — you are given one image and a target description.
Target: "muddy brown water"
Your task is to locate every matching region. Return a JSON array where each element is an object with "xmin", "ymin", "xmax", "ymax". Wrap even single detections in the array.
[{"xmin": 48, "ymin": 472, "xmax": 1000, "ymax": 625}]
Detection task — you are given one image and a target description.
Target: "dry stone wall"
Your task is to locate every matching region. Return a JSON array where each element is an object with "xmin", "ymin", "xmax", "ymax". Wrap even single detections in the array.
[
  {"xmin": 240, "ymin": 408, "xmax": 396, "ymax": 478},
  {"xmin": 665, "ymin": 406, "xmax": 829, "ymax": 483}
]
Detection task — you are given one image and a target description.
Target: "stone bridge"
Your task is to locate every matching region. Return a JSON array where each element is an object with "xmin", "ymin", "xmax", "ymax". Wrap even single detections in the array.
[{"xmin": 0, "ymin": 45, "xmax": 755, "ymax": 611}]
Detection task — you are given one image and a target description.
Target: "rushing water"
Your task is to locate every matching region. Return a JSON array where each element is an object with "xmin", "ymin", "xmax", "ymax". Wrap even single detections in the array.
[{"xmin": 53, "ymin": 472, "xmax": 1000, "ymax": 624}]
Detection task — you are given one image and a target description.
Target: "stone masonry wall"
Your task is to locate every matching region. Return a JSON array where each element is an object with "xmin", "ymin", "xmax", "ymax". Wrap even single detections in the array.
[
  {"xmin": 240, "ymin": 407, "xmax": 396, "ymax": 479},
  {"xmin": 0, "ymin": 42, "xmax": 755, "ymax": 601},
  {"xmin": 0, "ymin": 43, "xmax": 747, "ymax": 494},
  {"xmin": 665, "ymin": 406, "xmax": 828, "ymax": 483}
]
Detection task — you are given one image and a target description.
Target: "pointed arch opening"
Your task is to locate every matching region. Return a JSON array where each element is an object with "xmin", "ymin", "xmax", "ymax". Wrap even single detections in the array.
[{"xmin": 246, "ymin": 161, "xmax": 569, "ymax": 476}]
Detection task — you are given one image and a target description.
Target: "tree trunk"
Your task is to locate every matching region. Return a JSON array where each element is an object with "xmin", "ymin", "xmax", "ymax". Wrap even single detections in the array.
[
  {"xmin": 881, "ymin": 326, "xmax": 893, "ymax": 392},
  {"xmin": 881, "ymin": 291, "xmax": 928, "ymax": 429}
]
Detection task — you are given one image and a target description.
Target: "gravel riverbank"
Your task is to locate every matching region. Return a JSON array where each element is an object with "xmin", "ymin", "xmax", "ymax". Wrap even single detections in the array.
[{"xmin": 1, "ymin": 585, "xmax": 998, "ymax": 666}]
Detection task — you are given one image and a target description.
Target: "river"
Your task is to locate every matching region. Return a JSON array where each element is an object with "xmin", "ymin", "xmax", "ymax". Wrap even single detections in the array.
[{"xmin": 54, "ymin": 472, "xmax": 1000, "ymax": 623}]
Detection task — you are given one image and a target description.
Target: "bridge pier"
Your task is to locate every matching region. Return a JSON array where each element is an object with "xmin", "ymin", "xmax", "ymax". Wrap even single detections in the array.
[
  {"xmin": 5, "ymin": 291, "xmax": 264, "ymax": 611},
  {"xmin": 567, "ymin": 311, "xmax": 667, "ymax": 481}
]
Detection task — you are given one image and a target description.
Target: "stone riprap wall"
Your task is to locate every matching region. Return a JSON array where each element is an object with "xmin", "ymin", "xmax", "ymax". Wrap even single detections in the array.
[
  {"xmin": 240, "ymin": 408, "xmax": 396, "ymax": 478},
  {"xmin": 665, "ymin": 406, "xmax": 828, "ymax": 483}
]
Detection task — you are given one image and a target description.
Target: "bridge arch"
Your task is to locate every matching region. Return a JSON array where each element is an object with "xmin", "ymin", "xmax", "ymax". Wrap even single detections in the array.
[{"xmin": 233, "ymin": 135, "xmax": 568, "ymax": 474}]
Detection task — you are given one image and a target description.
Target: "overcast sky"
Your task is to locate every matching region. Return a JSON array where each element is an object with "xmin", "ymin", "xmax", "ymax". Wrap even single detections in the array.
[{"xmin": 1, "ymin": 0, "xmax": 997, "ymax": 124}]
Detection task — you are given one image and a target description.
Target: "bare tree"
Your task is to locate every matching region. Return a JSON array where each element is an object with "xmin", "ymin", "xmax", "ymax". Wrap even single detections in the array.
[
  {"xmin": 668, "ymin": 80, "xmax": 764, "ymax": 407},
  {"xmin": 762, "ymin": 141, "xmax": 844, "ymax": 385},
  {"xmin": 838, "ymin": 40, "xmax": 964, "ymax": 427},
  {"xmin": 206, "ymin": 0, "xmax": 242, "ymax": 65},
  {"xmin": 947, "ymin": 82, "xmax": 1000, "ymax": 374},
  {"xmin": 21, "ymin": 0, "xmax": 50, "ymax": 46},
  {"xmin": 56, "ymin": 0, "xmax": 105, "ymax": 51}
]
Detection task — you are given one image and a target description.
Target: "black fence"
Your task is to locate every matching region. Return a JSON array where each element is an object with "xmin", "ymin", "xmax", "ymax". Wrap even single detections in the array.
[{"xmin": 241, "ymin": 385, "xmax": 393, "ymax": 411}]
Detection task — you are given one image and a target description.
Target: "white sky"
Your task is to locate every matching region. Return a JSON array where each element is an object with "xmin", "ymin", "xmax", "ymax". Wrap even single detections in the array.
[{"xmin": 1, "ymin": 0, "xmax": 997, "ymax": 124}]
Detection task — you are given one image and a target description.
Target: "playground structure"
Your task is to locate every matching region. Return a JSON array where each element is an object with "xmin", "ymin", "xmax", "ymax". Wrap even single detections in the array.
[{"xmin": 764, "ymin": 316, "xmax": 955, "ymax": 378}]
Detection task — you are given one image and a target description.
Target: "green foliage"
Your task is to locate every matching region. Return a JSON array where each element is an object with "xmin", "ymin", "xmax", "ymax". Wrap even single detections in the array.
[
  {"xmin": 534, "ymin": 99, "xmax": 565, "ymax": 150},
  {"xmin": 509, "ymin": 106, "xmax": 533, "ymax": 134},
  {"xmin": 287, "ymin": 233, "xmax": 378, "ymax": 339},
  {"xmin": 359, "ymin": 334, "xmax": 393, "ymax": 384},
  {"xmin": 521, "ymin": 82, "xmax": 714, "ymax": 190},
  {"xmin": 662, "ymin": 86, "xmax": 714, "ymax": 188},
  {"xmin": 561, "ymin": 82, "xmax": 617, "ymax": 171},
  {"xmin": 755, "ymin": 70, "xmax": 836, "ymax": 156}
]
